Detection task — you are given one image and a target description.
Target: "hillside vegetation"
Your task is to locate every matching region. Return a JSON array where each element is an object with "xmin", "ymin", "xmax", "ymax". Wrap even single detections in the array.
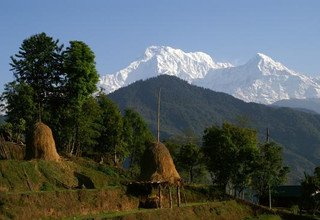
[
  {"xmin": 0, "ymin": 157, "xmax": 130, "ymax": 193},
  {"xmin": 109, "ymin": 75, "xmax": 320, "ymax": 183}
]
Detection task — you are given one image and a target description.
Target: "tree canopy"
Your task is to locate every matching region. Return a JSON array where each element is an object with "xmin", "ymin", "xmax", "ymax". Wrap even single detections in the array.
[{"xmin": 1, "ymin": 33, "xmax": 155, "ymax": 165}]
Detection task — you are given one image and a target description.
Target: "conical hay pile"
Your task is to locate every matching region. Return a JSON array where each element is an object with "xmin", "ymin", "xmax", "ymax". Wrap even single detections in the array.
[
  {"xmin": 32, "ymin": 122, "xmax": 59, "ymax": 161},
  {"xmin": 0, "ymin": 138, "xmax": 25, "ymax": 160},
  {"xmin": 140, "ymin": 141, "xmax": 181, "ymax": 185}
]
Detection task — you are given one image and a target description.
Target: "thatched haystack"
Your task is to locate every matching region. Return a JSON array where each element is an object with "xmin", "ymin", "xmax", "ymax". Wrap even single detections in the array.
[
  {"xmin": 0, "ymin": 138, "xmax": 25, "ymax": 160},
  {"xmin": 140, "ymin": 141, "xmax": 181, "ymax": 185},
  {"xmin": 31, "ymin": 122, "xmax": 59, "ymax": 161}
]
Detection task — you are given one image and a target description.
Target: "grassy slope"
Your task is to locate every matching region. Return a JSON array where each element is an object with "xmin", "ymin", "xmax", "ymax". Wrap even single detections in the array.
[
  {"xmin": 0, "ymin": 158, "xmax": 139, "ymax": 219},
  {"xmin": 0, "ymin": 157, "xmax": 130, "ymax": 193},
  {"xmin": 68, "ymin": 201, "xmax": 281, "ymax": 220},
  {"xmin": 0, "ymin": 158, "xmax": 217, "ymax": 219},
  {"xmin": 0, "ymin": 158, "xmax": 313, "ymax": 219}
]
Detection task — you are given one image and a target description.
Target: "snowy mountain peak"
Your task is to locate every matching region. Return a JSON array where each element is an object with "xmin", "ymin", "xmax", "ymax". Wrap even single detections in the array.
[
  {"xmin": 144, "ymin": 45, "xmax": 232, "ymax": 69},
  {"xmin": 197, "ymin": 53, "xmax": 320, "ymax": 104},
  {"xmin": 99, "ymin": 46, "xmax": 232, "ymax": 93},
  {"xmin": 99, "ymin": 47, "xmax": 320, "ymax": 105},
  {"xmin": 247, "ymin": 53, "xmax": 289, "ymax": 73}
]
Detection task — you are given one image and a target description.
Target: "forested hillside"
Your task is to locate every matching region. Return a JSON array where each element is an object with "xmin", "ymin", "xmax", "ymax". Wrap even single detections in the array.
[
  {"xmin": 109, "ymin": 75, "xmax": 320, "ymax": 183},
  {"xmin": 273, "ymin": 98, "xmax": 320, "ymax": 114}
]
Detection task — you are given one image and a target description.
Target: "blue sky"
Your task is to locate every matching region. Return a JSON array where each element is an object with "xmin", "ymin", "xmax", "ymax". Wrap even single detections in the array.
[{"xmin": 1, "ymin": 0, "xmax": 320, "ymax": 92}]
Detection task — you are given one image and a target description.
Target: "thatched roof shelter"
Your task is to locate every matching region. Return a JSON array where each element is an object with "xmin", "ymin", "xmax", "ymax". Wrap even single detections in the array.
[
  {"xmin": 140, "ymin": 141, "xmax": 181, "ymax": 185},
  {"xmin": 31, "ymin": 122, "xmax": 60, "ymax": 161}
]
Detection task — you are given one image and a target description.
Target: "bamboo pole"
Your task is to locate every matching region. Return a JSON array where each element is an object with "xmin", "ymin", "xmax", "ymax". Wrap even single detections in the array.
[
  {"xmin": 177, "ymin": 186, "xmax": 181, "ymax": 207},
  {"xmin": 169, "ymin": 186, "xmax": 173, "ymax": 208},
  {"xmin": 157, "ymin": 88, "xmax": 161, "ymax": 143},
  {"xmin": 266, "ymin": 127, "xmax": 272, "ymax": 209},
  {"xmin": 158, "ymin": 184, "xmax": 162, "ymax": 208}
]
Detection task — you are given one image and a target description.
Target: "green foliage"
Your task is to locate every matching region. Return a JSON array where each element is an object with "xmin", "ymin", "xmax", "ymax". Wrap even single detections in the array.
[
  {"xmin": 2, "ymin": 33, "xmax": 102, "ymax": 156},
  {"xmin": 2, "ymin": 82, "xmax": 37, "ymax": 127},
  {"xmin": 63, "ymin": 40, "xmax": 99, "ymax": 107},
  {"xmin": 0, "ymin": 115, "xmax": 5, "ymax": 125},
  {"xmin": 123, "ymin": 108, "xmax": 154, "ymax": 174},
  {"xmin": 252, "ymin": 142, "xmax": 289, "ymax": 199},
  {"xmin": 109, "ymin": 75, "xmax": 320, "ymax": 183},
  {"xmin": 176, "ymin": 143, "xmax": 203, "ymax": 183},
  {"xmin": 301, "ymin": 166, "xmax": 320, "ymax": 213},
  {"xmin": 96, "ymin": 93, "xmax": 126, "ymax": 163},
  {"xmin": 55, "ymin": 40, "xmax": 100, "ymax": 155},
  {"xmin": 0, "ymin": 120, "xmax": 25, "ymax": 143},
  {"xmin": 203, "ymin": 122, "xmax": 258, "ymax": 193},
  {"xmin": 9, "ymin": 32, "xmax": 64, "ymax": 122}
]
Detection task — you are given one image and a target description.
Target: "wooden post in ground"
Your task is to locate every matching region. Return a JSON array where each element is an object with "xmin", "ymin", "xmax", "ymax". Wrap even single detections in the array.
[
  {"xmin": 169, "ymin": 186, "xmax": 173, "ymax": 208},
  {"xmin": 157, "ymin": 88, "xmax": 161, "ymax": 143},
  {"xmin": 177, "ymin": 186, "xmax": 181, "ymax": 207},
  {"xmin": 158, "ymin": 184, "xmax": 162, "ymax": 208}
]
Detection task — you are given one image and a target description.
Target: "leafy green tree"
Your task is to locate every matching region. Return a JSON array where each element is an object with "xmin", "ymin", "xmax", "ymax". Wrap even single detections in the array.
[
  {"xmin": 2, "ymin": 82, "xmax": 36, "ymax": 127},
  {"xmin": 252, "ymin": 142, "xmax": 289, "ymax": 201},
  {"xmin": 75, "ymin": 97, "xmax": 102, "ymax": 154},
  {"xmin": 0, "ymin": 122, "xmax": 13, "ymax": 141},
  {"xmin": 301, "ymin": 167, "xmax": 320, "ymax": 213},
  {"xmin": 57, "ymin": 40, "xmax": 99, "ymax": 155},
  {"xmin": 63, "ymin": 41, "xmax": 99, "ymax": 106},
  {"xmin": 123, "ymin": 108, "xmax": 154, "ymax": 172},
  {"xmin": 9, "ymin": 32, "xmax": 64, "ymax": 122},
  {"xmin": 176, "ymin": 143, "xmax": 203, "ymax": 183},
  {"xmin": 96, "ymin": 93, "xmax": 126, "ymax": 164},
  {"xmin": 203, "ymin": 122, "xmax": 258, "ymax": 194}
]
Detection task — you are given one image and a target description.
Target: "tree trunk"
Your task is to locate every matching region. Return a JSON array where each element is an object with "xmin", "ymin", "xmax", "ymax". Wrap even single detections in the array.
[{"xmin": 189, "ymin": 166, "xmax": 194, "ymax": 183}]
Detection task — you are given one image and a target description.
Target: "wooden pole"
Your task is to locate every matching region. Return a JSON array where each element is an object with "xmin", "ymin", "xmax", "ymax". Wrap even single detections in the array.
[
  {"xmin": 157, "ymin": 88, "xmax": 161, "ymax": 143},
  {"xmin": 158, "ymin": 184, "xmax": 162, "ymax": 208},
  {"xmin": 266, "ymin": 127, "xmax": 272, "ymax": 209},
  {"xmin": 169, "ymin": 186, "xmax": 173, "ymax": 208},
  {"xmin": 177, "ymin": 186, "xmax": 181, "ymax": 207}
]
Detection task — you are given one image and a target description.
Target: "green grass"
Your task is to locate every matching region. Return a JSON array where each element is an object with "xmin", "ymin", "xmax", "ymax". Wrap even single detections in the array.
[
  {"xmin": 65, "ymin": 200, "xmax": 255, "ymax": 220},
  {"xmin": 0, "ymin": 157, "xmax": 131, "ymax": 193},
  {"xmin": 245, "ymin": 214, "xmax": 282, "ymax": 220}
]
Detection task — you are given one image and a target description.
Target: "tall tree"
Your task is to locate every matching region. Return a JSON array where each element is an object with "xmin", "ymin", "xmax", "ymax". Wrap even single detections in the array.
[
  {"xmin": 59, "ymin": 40, "xmax": 99, "ymax": 154},
  {"xmin": 252, "ymin": 142, "xmax": 289, "ymax": 201},
  {"xmin": 97, "ymin": 93, "xmax": 126, "ymax": 164},
  {"xmin": 123, "ymin": 108, "xmax": 154, "ymax": 172},
  {"xmin": 2, "ymin": 82, "xmax": 36, "ymax": 127},
  {"xmin": 301, "ymin": 167, "xmax": 320, "ymax": 213},
  {"xmin": 176, "ymin": 143, "xmax": 203, "ymax": 183},
  {"xmin": 63, "ymin": 41, "xmax": 99, "ymax": 106},
  {"xmin": 203, "ymin": 122, "xmax": 258, "ymax": 194},
  {"xmin": 9, "ymin": 32, "xmax": 64, "ymax": 122}
]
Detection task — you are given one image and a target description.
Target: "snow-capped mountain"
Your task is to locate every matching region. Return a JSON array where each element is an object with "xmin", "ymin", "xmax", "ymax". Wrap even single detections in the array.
[
  {"xmin": 196, "ymin": 53, "xmax": 320, "ymax": 104},
  {"xmin": 98, "ymin": 46, "xmax": 232, "ymax": 93},
  {"xmin": 99, "ymin": 46, "xmax": 320, "ymax": 104}
]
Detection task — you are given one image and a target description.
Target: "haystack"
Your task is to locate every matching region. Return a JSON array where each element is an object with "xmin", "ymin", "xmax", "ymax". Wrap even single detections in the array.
[
  {"xmin": 140, "ymin": 141, "xmax": 181, "ymax": 185},
  {"xmin": 0, "ymin": 138, "xmax": 25, "ymax": 160},
  {"xmin": 31, "ymin": 122, "xmax": 59, "ymax": 161}
]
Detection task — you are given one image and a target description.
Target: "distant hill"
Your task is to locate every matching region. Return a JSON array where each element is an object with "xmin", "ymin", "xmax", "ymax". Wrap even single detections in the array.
[
  {"xmin": 109, "ymin": 75, "xmax": 320, "ymax": 184},
  {"xmin": 273, "ymin": 98, "xmax": 320, "ymax": 114}
]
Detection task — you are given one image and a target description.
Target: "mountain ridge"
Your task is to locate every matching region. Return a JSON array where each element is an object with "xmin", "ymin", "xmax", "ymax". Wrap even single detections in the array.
[
  {"xmin": 98, "ymin": 46, "xmax": 232, "ymax": 93},
  {"xmin": 99, "ymin": 46, "xmax": 320, "ymax": 104},
  {"xmin": 109, "ymin": 75, "xmax": 320, "ymax": 184}
]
